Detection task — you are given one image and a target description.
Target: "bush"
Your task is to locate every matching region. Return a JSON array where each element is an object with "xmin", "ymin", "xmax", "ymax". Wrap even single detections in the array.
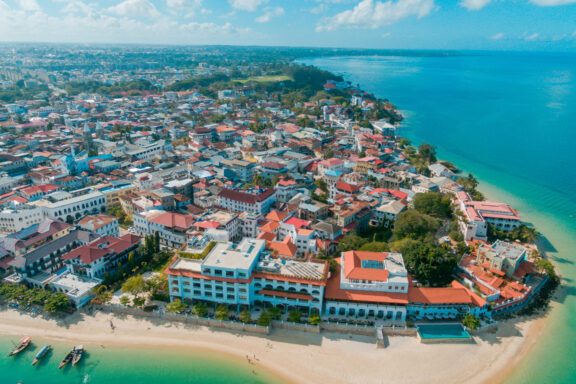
[
  {"xmin": 239, "ymin": 309, "xmax": 252, "ymax": 324},
  {"xmin": 257, "ymin": 310, "xmax": 272, "ymax": 327},
  {"xmin": 119, "ymin": 295, "xmax": 130, "ymax": 306},
  {"xmin": 215, "ymin": 304, "xmax": 230, "ymax": 321},
  {"xmin": 288, "ymin": 310, "xmax": 302, "ymax": 323},
  {"xmin": 309, "ymin": 314, "xmax": 321, "ymax": 326},
  {"xmin": 192, "ymin": 302, "xmax": 208, "ymax": 317},
  {"xmin": 462, "ymin": 314, "xmax": 481, "ymax": 330},
  {"xmin": 133, "ymin": 297, "xmax": 146, "ymax": 307},
  {"xmin": 143, "ymin": 305, "xmax": 158, "ymax": 312},
  {"xmin": 166, "ymin": 299, "xmax": 186, "ymax": 314}
]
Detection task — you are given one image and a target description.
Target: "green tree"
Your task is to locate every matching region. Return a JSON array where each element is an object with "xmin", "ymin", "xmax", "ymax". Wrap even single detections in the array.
[
  {"xmin": 44, "ymin": 293, "xmax": 71, "ymax": 313},
  {"xmin": 119, "ymin": 295, "xmax": 130, "ymax": 306},
  {"xmin": 417, "ymin": 143, "xmax": 437, "ymax": 164},
  {"xmin": 462, "ymin": 314, "xmax": 481, "ymax": 330},
  {"xmin": 314, "ymin": 178, "xmax": 328, "ymax": 192},
  {"xmin": 413, "ymin": 192, "xmax": 453, "ymax": 219},
  {"xmin": 122, "ymin": 275, "xmax": 147, "ymax": 298},
  {"xmin": 402, "ymin": 241, "xmax": 457, "ymax": 286},
  {"xmin": 166, "ymin": 299, "xmax": 186, "ymax": 314},
  {"xmin": 393, "ymin": 209, "xmax": 440, "ymax": 241},
  {"xmin": 535, "ymin": 259, "xmax": 555, "ymax": 279},
  {"xmin": 239, "ymin": 309, "xmax": 252, "ymax": 324},
  {"xmin": 215, "ymin": 304, "xmax": 230, "ymax": 321},
  {"xmin": 154, "ymin": 231, "xmax": 161, "ymax": 252},
  {"xmin": 337, "ymin": 232, "xmax": 369, "ymax": 253},
  {"xmin": 358, "ymin": 241, "xmax": 390, "ymax": 252}
]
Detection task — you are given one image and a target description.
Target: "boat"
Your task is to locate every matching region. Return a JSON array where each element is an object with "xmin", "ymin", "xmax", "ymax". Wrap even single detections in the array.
[
  {"xmin": 72, "ymin": 345, "xmax": 84, "ymax": 366},
  {"xmin": 32, "ymin": 345, "xmax": 51, "ymax": 366},
  {"xmin": 9, "ymin": 336, "xmax": 31, "ymax": 356},
  {"xmin": 59, "ymin": 347, "xmax": 75, "ymax": 369}
]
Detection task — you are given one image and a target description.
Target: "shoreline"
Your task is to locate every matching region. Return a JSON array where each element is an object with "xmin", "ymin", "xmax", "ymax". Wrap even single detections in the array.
[{"xmin": 0, "ymin": 308, "xmax": 548, "ymax": 384}]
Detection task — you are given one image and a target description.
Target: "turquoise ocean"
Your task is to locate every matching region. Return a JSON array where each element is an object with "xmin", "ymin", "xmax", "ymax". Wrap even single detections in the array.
[{"xmin": 300, "ymin": 52, "xmax": 576, "ymax": 383}]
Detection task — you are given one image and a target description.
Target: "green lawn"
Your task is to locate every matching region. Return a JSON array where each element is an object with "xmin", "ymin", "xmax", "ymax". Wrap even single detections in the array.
[{"xmin": 235, "ymin": 75, "xmax": 292, "ymax": 83}]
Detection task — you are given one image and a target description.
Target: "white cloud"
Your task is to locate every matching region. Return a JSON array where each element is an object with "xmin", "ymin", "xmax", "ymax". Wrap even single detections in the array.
[
  {"xmin": 529, "ymin": 0, "xmax": 576, "ymax": 5},
  {"xmin": 256, "ymin": 6, "xmax": 284, "ymax": 23},
  {"xmin": 316, "ymin": 0, "xmax": 435, "ymax": 31},
  {"xmin": 381, "ymin": 32, "xmax": 391, "ymax": 38},
  {"xmin": 180, "ymin": 21, "xmax": 249, "ymax": 35},
  {"xmin": 108, "ymin": 0, "xmax": 160, "ymax": 18},
  {"xmin": 459, "ymin": 0, "xmax": 490, "ymax": 10},
  {"xmin": 167, "ymin": 0, "xmax": 202, "ymax": 8},
  {"xmin": 166, "ymin": 0, "xmax": 205, "ymax": 18},
  {"xmin": 229, "ymin": 0, "xmax": 267, "ymax": 12},
  {"xmin": 19, "ymin": 0, "xmax": 40, "ymax": 12},
  {"xmin": 525, "ymin": 33, "xmax": 540, "ymax": 41},
  {"xmin": 490, "ymin": 32, "xmax": 504, "ymax": 40}
]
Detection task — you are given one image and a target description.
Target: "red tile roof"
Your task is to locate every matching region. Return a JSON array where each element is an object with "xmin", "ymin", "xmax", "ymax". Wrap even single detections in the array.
[
  {"xmin": 342, "ymin": 251, "xmax": 391, "ymax": 282},
  {"xmin": 325, "ymin": 259, "xmax": 408, "ymax": 304},
  {"xmin": 149, "ymin": 212, "xmax": 194, "ymax": 230},
  {"xmin": 218, "ymin": 188, "xmax": 275, "ymax": 204}
]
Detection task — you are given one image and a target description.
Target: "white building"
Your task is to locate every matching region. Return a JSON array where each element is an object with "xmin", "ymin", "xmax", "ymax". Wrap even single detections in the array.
[
  {"xmin": 166, "ymin": 238, "xmax": 327, "ymax": 313},
  {"xmin": 0, "ymin": 205, "xmax": 44, "ymax": 233},
  {"xmin": 134, "ymin": 210, "xmax": 194, "ymax": 248},
  {"xmin": 32, "ymin": 191, "xmax": 107, "ymax": 222},
  {"xmin": 77, "ymin": 214, "xmax": 120, "ymax": 238},
  {"xmin": 218, "ymin": 187, "xmax": 276, "ymax": 215}
]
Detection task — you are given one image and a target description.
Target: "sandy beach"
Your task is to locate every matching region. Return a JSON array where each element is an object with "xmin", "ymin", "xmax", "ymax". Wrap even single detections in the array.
[{"xmin": 0, "ymin": 308, "xmax": 547, "ymax": 384}]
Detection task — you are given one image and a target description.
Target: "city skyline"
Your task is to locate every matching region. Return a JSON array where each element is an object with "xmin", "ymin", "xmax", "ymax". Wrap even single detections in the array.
[{"xmin": 0, "ymin": 0, "xmax": 575, "ymax": 51}]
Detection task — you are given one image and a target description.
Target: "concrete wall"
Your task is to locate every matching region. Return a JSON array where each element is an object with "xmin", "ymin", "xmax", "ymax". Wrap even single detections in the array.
[
  {"xmin": 103, "ymin": 304, "xmax": 269, "ymax": 334},
  {"xmin": 272, "ymin": 320, "xmax": 320, "ymax": 334}
]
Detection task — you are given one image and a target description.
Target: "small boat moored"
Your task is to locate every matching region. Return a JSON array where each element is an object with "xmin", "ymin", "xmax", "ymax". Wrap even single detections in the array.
[
  {"xmin": 59, "ymin": 347, "xmax": 75, "ymax": 369},
  {"xmin": 32, "ymin": 344, "xmax": 51, "ymax": 366},
  {"xmin": 9, "ymin": 337, "xmax": 31, "ymax": 356},
  {"xmin": 72, "ymin": 345, "xmax": 84, "ymax": 367}
]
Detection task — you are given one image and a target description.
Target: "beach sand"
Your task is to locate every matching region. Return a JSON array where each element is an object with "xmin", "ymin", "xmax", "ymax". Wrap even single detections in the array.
[{"xmin": 0, "ymin": 308, "xmax": 547, "ymax": 384}]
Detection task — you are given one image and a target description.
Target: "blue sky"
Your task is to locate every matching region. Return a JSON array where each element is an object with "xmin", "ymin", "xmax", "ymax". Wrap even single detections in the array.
[{"xmin": 0, "ymin": 0, "xmax": 575, "ymax": 51}]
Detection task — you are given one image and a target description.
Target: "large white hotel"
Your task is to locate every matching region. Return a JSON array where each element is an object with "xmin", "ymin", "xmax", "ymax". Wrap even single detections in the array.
[{"xmin": 166, "ymin": 238, "xmax": 327, "ymax": 313}]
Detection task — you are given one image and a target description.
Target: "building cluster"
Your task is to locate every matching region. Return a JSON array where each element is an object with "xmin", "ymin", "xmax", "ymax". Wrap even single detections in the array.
[{"xmin": 0, "ymin": 55, "xmax": 544, "ymax": 324}]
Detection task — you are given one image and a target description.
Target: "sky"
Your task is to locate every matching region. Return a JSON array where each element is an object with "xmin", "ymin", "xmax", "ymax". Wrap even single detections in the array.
[{"xmin": 0, "ymin": 0, "xmax": 575, "ymax": 51}]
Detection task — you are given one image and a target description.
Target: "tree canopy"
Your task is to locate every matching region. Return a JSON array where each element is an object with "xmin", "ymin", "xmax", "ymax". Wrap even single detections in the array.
[
  {"xmin": 402, "ymin": 242, "xmax": 458, "ymax": 286},
  {"xmin": 393, "ymin": 209, "xmax": 440, "ymax": 241},
  {"xmin": 413, "ymin": 192, "xmax": 453, "ymax": 219}
]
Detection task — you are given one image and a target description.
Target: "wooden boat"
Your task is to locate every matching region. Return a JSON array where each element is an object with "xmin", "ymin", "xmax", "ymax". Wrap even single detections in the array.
[
  {"xmin": 32, "ymin": 345, "xmax": 51, "ymax": 366},
  {"xmin": 72, "ymin": 345, "xmax": 84, "ymax": 367},
  {"xmin": 9, "ymin": 336, "xmax": 31, "ymax": 356},
  {"xmin": 59, "ymin": 347, "xmax": 75, "ymax": 369}
]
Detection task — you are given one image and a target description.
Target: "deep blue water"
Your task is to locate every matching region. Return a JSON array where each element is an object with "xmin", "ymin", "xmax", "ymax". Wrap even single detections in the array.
[{"xmin": 300, "ymin": 52, "xmax": 576, "ymax": 383}]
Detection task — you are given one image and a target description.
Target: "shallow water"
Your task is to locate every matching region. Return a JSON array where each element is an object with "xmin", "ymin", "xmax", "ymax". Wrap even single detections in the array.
[{"xmin": 0, "ymin": 335, "xmax": 283, "ymax": 384}]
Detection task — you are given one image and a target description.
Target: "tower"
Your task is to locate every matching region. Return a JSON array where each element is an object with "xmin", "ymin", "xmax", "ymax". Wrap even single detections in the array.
[{"xmin": 83, "ymin": 122, "xmax": 93, "ymax": 149}]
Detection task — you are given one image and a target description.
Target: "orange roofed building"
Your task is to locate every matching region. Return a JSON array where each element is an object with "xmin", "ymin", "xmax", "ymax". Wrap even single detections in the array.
[{"xmin": 325, "ymin": 251, "xmax": 490, "ymax": 322}]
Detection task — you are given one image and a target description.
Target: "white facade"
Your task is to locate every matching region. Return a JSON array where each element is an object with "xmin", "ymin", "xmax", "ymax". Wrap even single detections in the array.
[
  {"xmin": 32, "ymin": 191, "xmax": 107, "ymax": 222},
  {"xmin": 0, "ymin": 206, "xmax": 44, "ymax": 233}
]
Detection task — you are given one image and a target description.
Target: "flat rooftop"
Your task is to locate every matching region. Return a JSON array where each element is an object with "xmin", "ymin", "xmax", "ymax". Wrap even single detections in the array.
[
  {"xmin": 257, "ymin": 256, "xmax": 326, "ymax": 280},
  {"xmin": 491, "ymin": 240, "xmax": 526, "ymax": 261},
  {"xmin": 203, "ymin": 238, "xmax": 265, "ymax": 271},
  {"xmin": 51, "ymin": 272, "xmax": 101, "ymax": 298},
  {"xmin": 171, "ymin": 258, "xmax": 202, "ymax": 273}
]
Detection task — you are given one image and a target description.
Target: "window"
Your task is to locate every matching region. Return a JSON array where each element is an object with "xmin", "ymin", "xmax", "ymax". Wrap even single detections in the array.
[{"xmin": 226, "ymin": 271, "xmax": 233, "ymax": 277}]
